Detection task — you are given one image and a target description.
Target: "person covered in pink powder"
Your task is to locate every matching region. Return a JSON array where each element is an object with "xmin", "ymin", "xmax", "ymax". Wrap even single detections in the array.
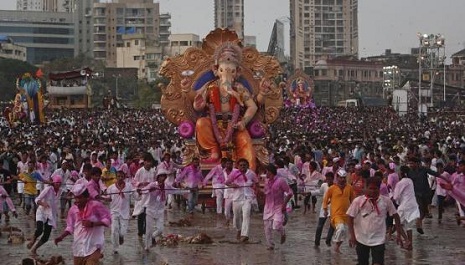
[
  {"xmin": 27, "ymin": 174, "xmax": 63, "ymax": 255},
  {"xmin": 262, "ymin": 164, "xmax": 293, "ymax": 250},
  {"xmin": 54, "ymin": 183, "xmax": 111, "ymax": 265}
]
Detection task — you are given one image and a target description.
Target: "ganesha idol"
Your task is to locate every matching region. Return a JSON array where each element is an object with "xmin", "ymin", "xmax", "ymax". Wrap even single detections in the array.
[
  {"xmin": 287, "ymin": 69, "xmax": 314, "ymax": 107},
  {"xmin": 159, "ymin": 28, "xmax": 283, "ymax": 170}
]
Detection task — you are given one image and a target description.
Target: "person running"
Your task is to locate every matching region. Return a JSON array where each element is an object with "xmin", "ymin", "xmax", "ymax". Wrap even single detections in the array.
[
  {"xmin": 139, "ymin": 168, "xmax": 187, "ymax": 251},
  {"xmin": 54, "ymin": 184, "xmax": 111, "ymax": 265},
  {"xmin": 105, "ymin": 170, "xmax": 134, "ymax": 254},
  {"xmin": 262, "ymin": 164, "xmax": 293, "ymax": 250},
  {"xmin": 27, "ymin": 174, "xmax": 63, "ymax": 255},
  {"xmin": 132, "ymin": 153, "xmax": 156, "ymax": 238},
  {"xmin": 225, "ymin": 158, "xmax": 259, "ymax": 243},
  {"xmin": 314, "ymin": 172, "xmax": 335, "ymax": 247},
  {"xmin": 322, "ymin": 168, "xmax": 355, "ymax": 253},
  {"xmin": 347, "ymin": 176, "xmax": 407, "ymax": 265},
  {"xmin": 392, "ymin": 165, "xmax": 420, "ymax": 251}
]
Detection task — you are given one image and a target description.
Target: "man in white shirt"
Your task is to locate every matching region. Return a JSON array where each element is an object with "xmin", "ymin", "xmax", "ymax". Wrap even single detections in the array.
[
  {"xmin": 106, "ymin": 170, "xmax": 134, "ymax": 254},
  {"xmin": 54, "ymin": 183, "xmax": 111, "ymax": 265},
  {"xmin": 225, "ymin": 158, "xmax": 258, "ymax": 242},
  {"xmin": 131, "ymin": 153, "xmax": 156, "ymax": 238},
  {"xmin": 302, "ymin": 161, "xmax": 324, "ymax": 214},
  {"xmin": 347, "ymin": 177, "xmax": 407, "ymax": 265},
  {"xmin": 156, "ymin": 152, "xmax": 181, "ymax": 209}
]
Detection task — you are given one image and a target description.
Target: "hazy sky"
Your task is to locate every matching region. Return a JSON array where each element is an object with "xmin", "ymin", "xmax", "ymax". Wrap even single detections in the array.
[{"xmin": 1, "ymin": 0, "xmax": 464, "ymax": 59}]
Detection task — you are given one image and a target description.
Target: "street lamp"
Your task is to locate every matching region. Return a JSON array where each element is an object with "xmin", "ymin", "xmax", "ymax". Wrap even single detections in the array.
[{"xmin": 417, "ymin": 33, "xmax": 445, "ymax": 114}]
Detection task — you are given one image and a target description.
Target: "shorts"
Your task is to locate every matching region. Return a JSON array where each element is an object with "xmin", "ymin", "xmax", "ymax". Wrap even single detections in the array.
[{"xmin": 333, "ymin": 223, "xmax": 347, "ymax": 242}]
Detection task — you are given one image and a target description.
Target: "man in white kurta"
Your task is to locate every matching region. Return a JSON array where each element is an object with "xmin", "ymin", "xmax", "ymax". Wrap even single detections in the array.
[
  {"xmin": 139, "ymin": 168, "xmax": 187, "ymax": 251},
  {"xmin": 106, "ymin": 170, "xmax": 134, "ymax": 254},
  {"xmin": 131, "ymin": 155, "xmax": 156, "ymax": 238},
  {"xmin": 225, "ymin": 158, "xmax": 258, "ymax": 242},
  {"xmin": 393, "ymin": 166, "xmax": 420, "ymax": 250},
  {"xmin": 29, "ymin": 174, "xmax": 62, "ymax": 255}
]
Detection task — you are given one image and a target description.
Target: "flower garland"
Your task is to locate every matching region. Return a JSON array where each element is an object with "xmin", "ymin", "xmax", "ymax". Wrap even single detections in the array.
[{"xmin": 209, "ymin": 103, "xmax": 241, "ymax": 149}]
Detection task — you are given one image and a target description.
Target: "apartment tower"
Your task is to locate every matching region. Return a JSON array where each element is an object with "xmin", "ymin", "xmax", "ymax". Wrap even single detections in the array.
[
  {"xmin": 214, "ymin": 0, "xmax": 244, "ymax": 40},
  {"xmin": 290, "ymin": 0, "xmax": 358, "ymax": 69},
  {"xmin": 93, "ymin": 0, "xmax": 160, "ymax": 67}
]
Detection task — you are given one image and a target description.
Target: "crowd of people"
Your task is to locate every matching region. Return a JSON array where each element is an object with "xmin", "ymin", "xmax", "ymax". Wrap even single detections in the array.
[{"xmin": 0, "ymin": 105, "xmax": 465, "ymax": 264}]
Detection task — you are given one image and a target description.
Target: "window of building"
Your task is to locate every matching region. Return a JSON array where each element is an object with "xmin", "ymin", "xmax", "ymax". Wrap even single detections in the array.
[
  {"xmin": 135, "ymin": 40, "xmax": 139, "ymax": 45},
  {"xmin": 339, "ymin": 70, "xmax": 344, "ymax": 76}
]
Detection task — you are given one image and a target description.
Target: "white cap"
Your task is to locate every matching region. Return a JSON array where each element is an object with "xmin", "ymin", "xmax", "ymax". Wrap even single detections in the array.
[
  {"xmin": 157, "ymin": 168, "xmax": 170, "ymax": 177},
  {"xmin": 336, "ymin": 169, "xmax": 347, "ymax": 177},
  {"xmin": 71, "ymin": 183, "xmax": 87, "ymax": 196},
  {"xmin": 333, "ymin": 157, "xmax": 340, "ymax": 163}
]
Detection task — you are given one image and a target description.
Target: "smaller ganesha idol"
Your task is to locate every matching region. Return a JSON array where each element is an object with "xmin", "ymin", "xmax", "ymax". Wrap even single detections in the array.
[{"xmin": 287, "ymin": 69, "xmax": 314, "ymax": 107}]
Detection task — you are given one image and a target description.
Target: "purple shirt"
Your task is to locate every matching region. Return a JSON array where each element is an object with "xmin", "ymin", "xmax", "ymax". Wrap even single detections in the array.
[
  {"xmin": 176, "ymin": 164, "xmax": 203, "ymax": 188},
  {"xmin": 0, "ymin": 186, "xmax": 15, "ymax": 213},
  {"xmin": 65, "ymin": 200, "xmax": 111, "ymax": 257},
  {"xmin": 86, "ymin": 179, "xmax": 107, "ymax": 200},
  {"xmin": 203, "ymin": 164, "xmax": 225, "ymax": 187},
  {"xmin": 448, "ymin": 172, "xmax": 465, "ymax": 206},
  {"xmin": 263, "ymin": 176, "xmax": 293, "ymax": 221}
]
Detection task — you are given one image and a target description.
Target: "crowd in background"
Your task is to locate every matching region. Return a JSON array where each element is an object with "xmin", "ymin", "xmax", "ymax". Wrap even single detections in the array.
[{"xmin": 1, "ymin": 105, "xmax": 465, "ymax": 264}]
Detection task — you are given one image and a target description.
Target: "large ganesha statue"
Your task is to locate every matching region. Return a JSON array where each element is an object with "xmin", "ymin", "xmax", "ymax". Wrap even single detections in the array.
[{"xmin": 159, "ymin": 28, "xmax": 283, "ymax": 170}]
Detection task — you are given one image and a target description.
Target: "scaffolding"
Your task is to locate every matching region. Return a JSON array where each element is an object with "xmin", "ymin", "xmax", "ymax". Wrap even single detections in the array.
[{"xmin": 417, "ymin": 33, "xmax": 446, "ymax": 114}]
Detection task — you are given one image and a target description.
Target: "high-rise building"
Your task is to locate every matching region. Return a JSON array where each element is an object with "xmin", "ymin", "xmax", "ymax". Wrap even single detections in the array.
[
  {"xmin": 17, "ymin": 0, "xmax": 43, "ymax": 11},
  {"xmin": 290, "ymin": 0, "xmax": 358, "ymax": 69},
  {"xmin": 72, "ymin": 0, "xmax": 94, "ymax": 58},
  {"xmin": 16, "ymin": 0, "xmax": 71, "ymax": 12},
  {"xmin": 93, "ymin": 0, "xmax": 160, "ymax": 67},
  {"xmin": 214, "ymin": 0, "xmax": 244, "ymax": 40},
  {"xmin": 0, "ymin": 10, "xmax": 75, "ymax": 65}
]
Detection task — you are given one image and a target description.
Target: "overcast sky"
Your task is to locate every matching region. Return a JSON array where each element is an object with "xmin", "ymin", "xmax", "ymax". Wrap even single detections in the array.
[{"xmin": 1, "ymin": 0, "xmax": 464, "ymax": 59}]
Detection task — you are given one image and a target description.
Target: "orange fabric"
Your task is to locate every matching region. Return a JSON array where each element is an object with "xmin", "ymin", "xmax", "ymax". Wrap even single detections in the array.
[
  {"xmin": 323, "ymin": 184, "xmax": 355, "ymax": 227},
  {"xmin": 196, "ymin": 83, "xmax": 255, "ymax": 170}
]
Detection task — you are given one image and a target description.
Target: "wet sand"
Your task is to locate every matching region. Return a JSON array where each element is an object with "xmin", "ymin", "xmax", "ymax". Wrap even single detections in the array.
[{"xmin": 2, "ymin": 201, "xmax": 465, "ymax": 265}]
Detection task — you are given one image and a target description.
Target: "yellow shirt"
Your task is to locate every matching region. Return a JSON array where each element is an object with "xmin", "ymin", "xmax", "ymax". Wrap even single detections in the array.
[
  {"xmin": 102, "ymin": 168, "xmax": 116, "ymax": 187},
  {"xmin": 323, "ymin": 184, "xmax": 355, "ymax": 226},
  {"xmin": 19, "ymin": 172, "xmax": 37, "ymax": 195}
]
